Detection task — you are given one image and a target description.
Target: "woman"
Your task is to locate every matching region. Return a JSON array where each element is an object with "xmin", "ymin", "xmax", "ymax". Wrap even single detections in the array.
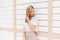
[{"xmin": 23, "ymin": 5, "xmax": 37, "ymax": 40}]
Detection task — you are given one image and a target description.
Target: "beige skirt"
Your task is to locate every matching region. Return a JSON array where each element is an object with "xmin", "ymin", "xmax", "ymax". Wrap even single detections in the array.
[{"xmin": 26, "ymin": 31, "xmax": 36, "ymax": 40}]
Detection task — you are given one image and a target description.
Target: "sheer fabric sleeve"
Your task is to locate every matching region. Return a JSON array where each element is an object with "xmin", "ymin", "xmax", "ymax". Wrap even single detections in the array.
[{"xmin": 30, "ymin": 16, "xmax": 38, "ymax": 32}]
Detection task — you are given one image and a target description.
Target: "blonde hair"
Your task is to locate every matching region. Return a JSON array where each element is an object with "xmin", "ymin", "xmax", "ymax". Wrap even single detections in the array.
[{"xmin": 25, "ymin": 5, "xmax": 34, "ymax": 23}]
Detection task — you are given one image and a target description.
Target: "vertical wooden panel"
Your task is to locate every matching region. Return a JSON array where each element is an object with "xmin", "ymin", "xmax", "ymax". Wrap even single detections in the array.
[
  {"xmin": 48, "ymin": 0, "xmax": 52, "ymax": 40},
  {"xmin": 14, "ymin": 0, "xmax": 16, "ymax": 40}
]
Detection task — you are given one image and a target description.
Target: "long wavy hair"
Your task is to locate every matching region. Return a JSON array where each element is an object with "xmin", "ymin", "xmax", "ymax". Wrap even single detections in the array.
[{"xmin": 25, "ymin": 5, "xmax": 35, "ymax": 23}]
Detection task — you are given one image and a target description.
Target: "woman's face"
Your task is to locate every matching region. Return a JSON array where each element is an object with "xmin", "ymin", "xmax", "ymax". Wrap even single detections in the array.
[{"xmin": 29, "ymin": 8, "xmax": 35, "ymax": 17}]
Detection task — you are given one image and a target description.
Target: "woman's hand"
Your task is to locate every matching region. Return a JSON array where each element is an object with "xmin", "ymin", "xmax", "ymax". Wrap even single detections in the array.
[{"xmin": 26, "ymin": 17, "xmax": 30, "ymax": 23}]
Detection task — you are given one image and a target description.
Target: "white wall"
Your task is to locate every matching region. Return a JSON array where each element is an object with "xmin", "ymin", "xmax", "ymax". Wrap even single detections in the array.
[
  {"xmin": 0, "ymin": 0, "xmax": 60, "ymax": 40},
  {"xmin": 0, "ymin": 0, "xmax": 14, "ymax": 28},
  {"xmin": 0, "ymin": 0, "xmax": 14, "ymax": 40},
  {"xmin": 16, "ymin": 0, "xmax": 60, "ymax": 40},
  {"xmin": 16, "ymin": 0, "xmax": 48, "ymax": 40}
]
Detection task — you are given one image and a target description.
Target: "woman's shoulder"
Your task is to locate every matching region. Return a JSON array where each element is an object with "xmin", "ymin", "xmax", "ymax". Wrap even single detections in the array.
[
  {"xmin": 30, "ymin": 16, "xmax": 38, "ymax": 25},
  {"xmin": 31, "ymin": 16, "xmax": 38, "ymax": 21}
]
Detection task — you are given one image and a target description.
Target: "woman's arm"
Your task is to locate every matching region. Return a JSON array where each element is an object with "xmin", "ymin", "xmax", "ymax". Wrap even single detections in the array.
[
  {"xmin": 26, "ymin": 17, "xmax": 35, "ymax": 31},
  {"xmin": 28, "ymin": 22, "xmax": 35, "ymax": 31}
]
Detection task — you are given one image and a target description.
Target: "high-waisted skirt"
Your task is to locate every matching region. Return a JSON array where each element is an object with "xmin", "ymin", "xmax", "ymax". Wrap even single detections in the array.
[{"xmin": 25, "ymin": 31, "xmax": 36, "ymax": 40}]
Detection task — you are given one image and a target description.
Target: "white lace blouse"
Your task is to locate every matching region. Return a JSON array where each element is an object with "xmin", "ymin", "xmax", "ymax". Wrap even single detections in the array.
[{"xmin": 24, "ymin": 16, "xmax": 38, "ymax": 32}]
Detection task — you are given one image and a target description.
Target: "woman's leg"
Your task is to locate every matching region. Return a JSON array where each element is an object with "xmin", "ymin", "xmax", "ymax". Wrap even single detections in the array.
[{"xmin": 26, "ymin": 31, "xmax": 36, "ymax": 40}]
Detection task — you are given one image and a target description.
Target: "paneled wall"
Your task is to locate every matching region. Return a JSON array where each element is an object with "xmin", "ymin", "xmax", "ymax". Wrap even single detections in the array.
[
  {"xmin": 16, "ymin": 0, "xmax": 48, "ymax": 40},
  {"xmin": 0, "ymin": 0, "xmax": 14, "ymax": 28},
  {"xmin": 0, "ymin": 0, "xmax": 60, "ymax": 40},
  {"xmin": 0, "ymin": 0, "xmax": 14, "ymax": 40},
  {"xmin": 52, "ymin": 0, "xmax": 60, "ymax": 40}
]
